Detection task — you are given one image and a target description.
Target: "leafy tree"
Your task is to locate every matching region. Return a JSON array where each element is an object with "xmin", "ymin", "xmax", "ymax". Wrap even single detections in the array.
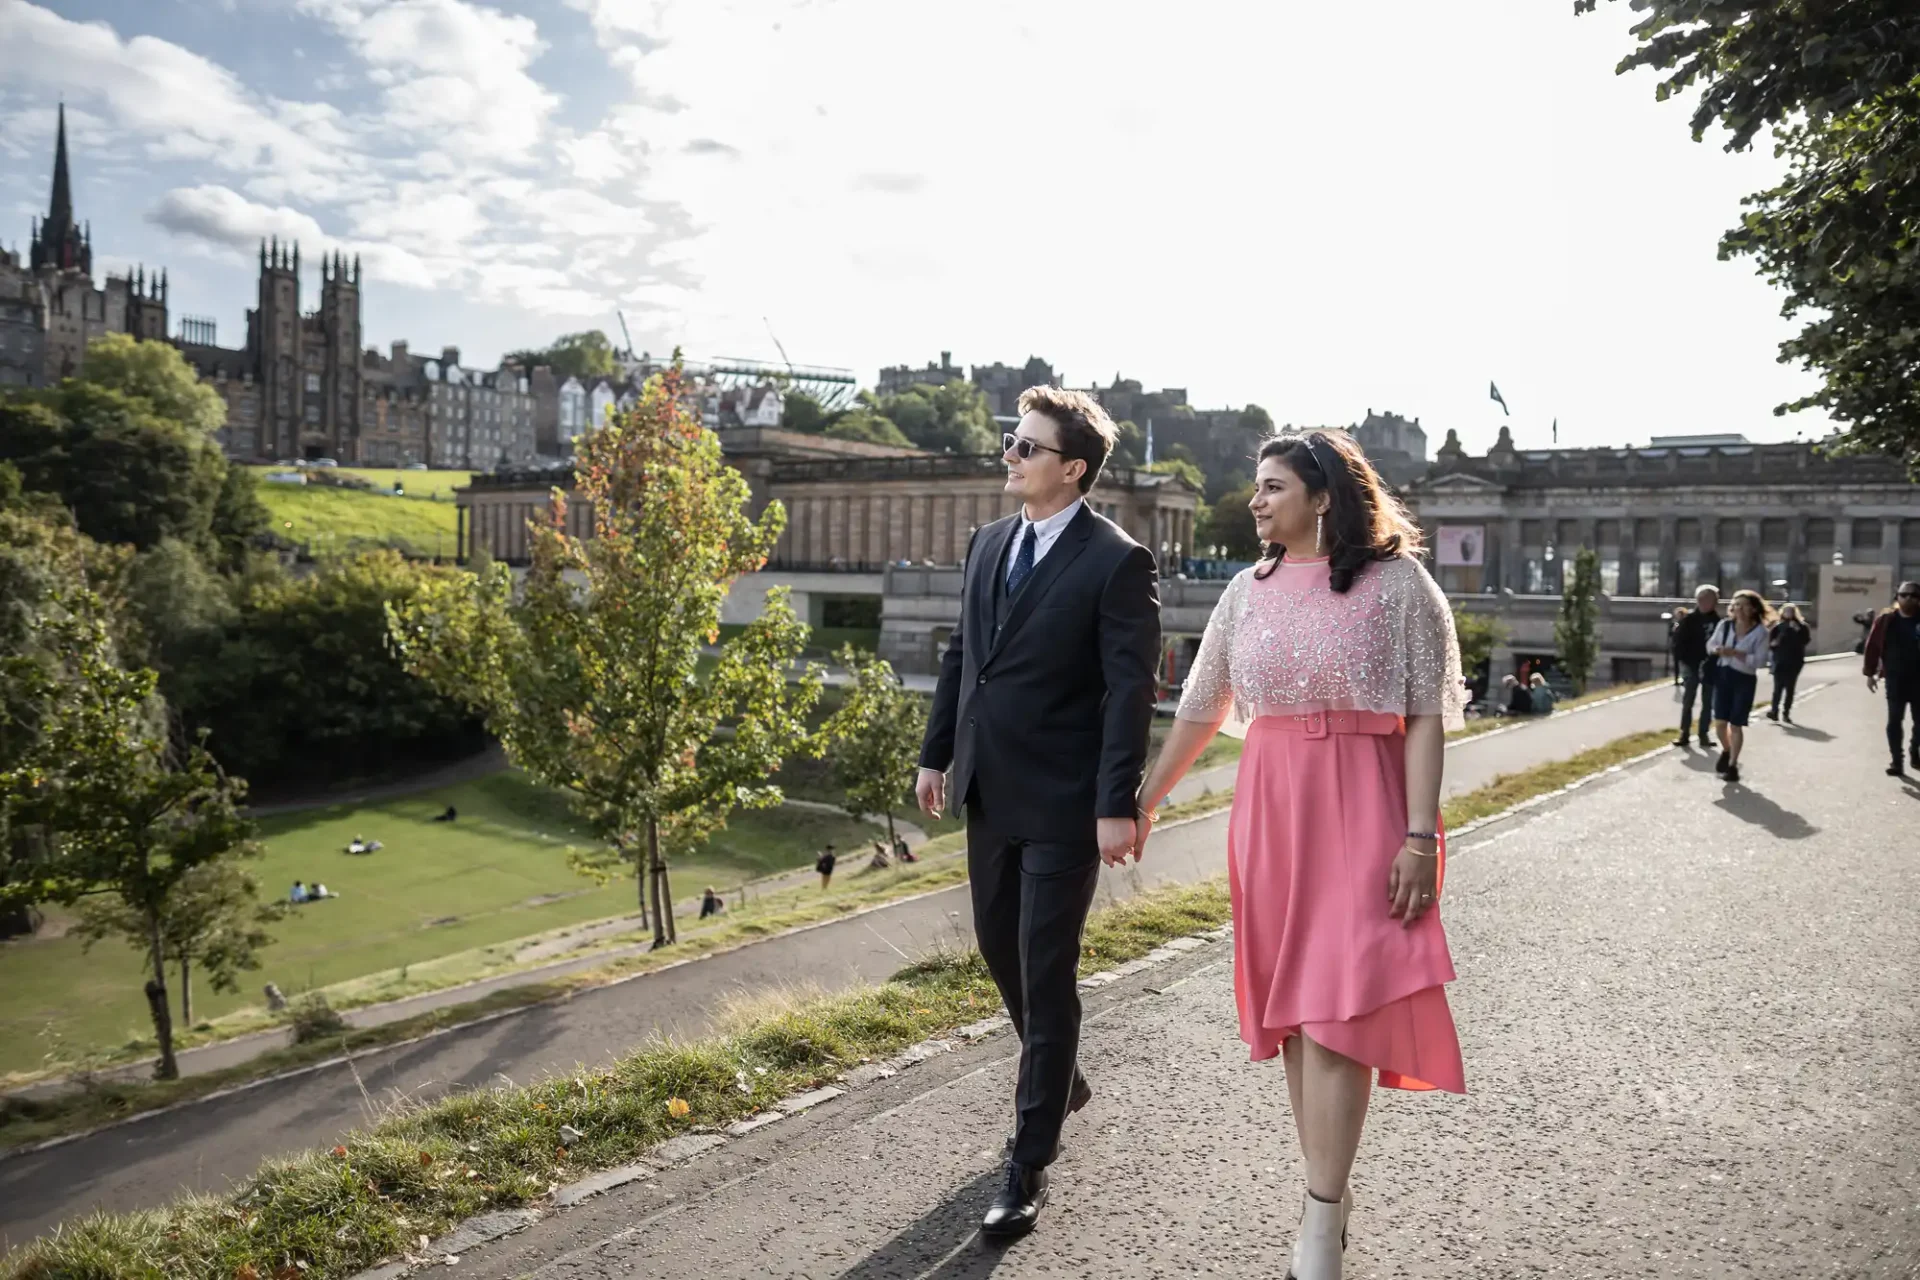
[
  {"xmin": 0, "ymin": 386, "xmax": 227, "ymax": 554},
  {"xmin": 121, "ymin": 538, "xmax": 237, "ymax": 682},
  {"xmin": 1451, "ymin": 604, "xmax": 1507, "ymax": 678},
  {"xmin": 1237, "ymin": 404, "xmax": 1275, "ymax": 437},
  {"xmin": 177, "ymin": 551, "xmax": 481, "ymax": 785},
  {"xmin": 1110, "ymin": 420, "xmax": 1146, "ymax": 468},
  {"xmin": 0, "ymin": 579, "xmax": 258, "ymax": 1078},
  {"xmin": 822, "ymin": 646, "xmax": 927, "ymax": 846},
  {"xmin": 1196, "ymin": 482, "xmax": 1262, "ymax": 559},
  {"xmin": 390, "ymin": 363, "xmax": 836, "ymax": 948},
  {"xmin": 877, "ymin": 381, "xmax": 998, "ymax": 454},
  {"xmin": 1554, "ymin": 547, "xmax": 1602, "ymax": 694},
  {"xmin": 780, "ymin": 390, "xmax": 838, "ymax": 435},
  {"xmin": 1147, "ymin": 456, "xmax": 1208, "ymax": 495},
  {"xmin": 210, "ymin": 464, "xmax": 270, "ymax": 570},
  {"xmin": 1582, "ymin": 2, "xmax": 1920, "ymax": 472},
  {"xmin": 827, "ymin": 408, "xmax": 913, "ymax": 448},
  {"xmin": 74, "ymin": 858, "xmax": 281, "ymax": 1026},
  {"xmin": 505, "ymin": 330, "xmax": 620, "ymax": 382},
  {"xmin": 79, "ymin": 334, "xmax": 226, "ymax": 435}
]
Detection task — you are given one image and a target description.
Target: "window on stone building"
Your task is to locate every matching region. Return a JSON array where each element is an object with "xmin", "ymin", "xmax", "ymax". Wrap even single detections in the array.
[
  {"xmin": 1675, "ymin": 517, "xmax": 1701, "ymax": 547},
  {"xmin": 1633, "ymin": 561, "xmax": 1660, "ymax": 596},
  {"xmin": 305, "ymin": 372, "xmax": 320, "ymax": 393},
  {"xmin": 1524, "ymin": 558, "xmax": 1548, "ymax": 594},
  {"xmin": 305, "ymin": 404, "xmax": 320, "ymax": 424},
  {"xmin": 1805, "ymin": 517, "xmax": 1835, "ymax": 557},
  {"xmin": 1599, "ymin": 560, "xmax": 1620, "ymax": 595},
  {"xmin": 1854, "ymin": 519, "xmax": 1883, "ymax": 550}
]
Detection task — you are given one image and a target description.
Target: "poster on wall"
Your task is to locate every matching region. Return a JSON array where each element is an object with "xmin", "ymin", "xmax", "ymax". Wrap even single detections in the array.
[{"xmin": 1437, "ymin": 525, "xmax": 1486, "ymax": 567}]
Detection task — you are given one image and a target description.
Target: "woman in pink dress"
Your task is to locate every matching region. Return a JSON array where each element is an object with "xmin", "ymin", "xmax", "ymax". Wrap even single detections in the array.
[{"xmin": 1135, "ymin": 430, "xmax": 1465, "ymax": 1280}]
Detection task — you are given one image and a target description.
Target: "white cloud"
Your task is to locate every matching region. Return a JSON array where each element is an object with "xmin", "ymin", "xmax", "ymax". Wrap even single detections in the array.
[{"xmin": 146, "ymin": 185, "xmax": 437, "ymax": 288}]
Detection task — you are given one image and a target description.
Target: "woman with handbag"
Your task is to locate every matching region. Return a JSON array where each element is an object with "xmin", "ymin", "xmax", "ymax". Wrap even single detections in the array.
[
  {"xmin": 1710, "ymin": 589, "xmax": 1773, "ymax": 783},
  {"xmin": 1134, "ymin": 430, "xmax": 1466, "ymax": 1280}
]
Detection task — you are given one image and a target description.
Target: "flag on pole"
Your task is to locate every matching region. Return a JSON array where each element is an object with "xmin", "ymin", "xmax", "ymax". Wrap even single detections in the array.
[
  {"xmin": 1552, "ymin": 418, "xmax": 1558, "ymax": 444},
  {"xmin": 1489, "ymin": 382, "xmax": 1509, "ymax": 415}
]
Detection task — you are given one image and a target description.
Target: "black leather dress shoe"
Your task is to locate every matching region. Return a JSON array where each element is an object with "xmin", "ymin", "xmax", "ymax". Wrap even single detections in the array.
[
  {"xmin": 1005, "ymin": 1075, "xmax": 1094, "ymax": 1153},
  {"xmin": 982, "ymin": 1161, "xmax": 1048, "ymax": 1239}
]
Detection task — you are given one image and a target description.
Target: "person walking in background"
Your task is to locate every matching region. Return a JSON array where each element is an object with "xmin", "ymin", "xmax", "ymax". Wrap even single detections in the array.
[
  {"xmin": 1863, "ymin": 581, "xmax": 1920, "ymax": 777},
  {"xmin": 1671, "ymin": 586, "xmax": 1722, "ymax": 749},
  {"xmin": 1766, "ymin": 604, "xmax": 1812, "ymax": 723},
  {"xmin": 699, "ymin": 887, "xmax": 723, "ymax": 919},
  {"xmin": 1709, "ymin": 590, "xmax": 1773, "ymax": 785},
  {"xmin": 814, "ymin": 845, "xmax": 836, "ymax": 890},
  {"xmin": 1528, "ymin": 672, "xmax": 1557, "ymax": 715},
  {"xmin": 1133, "ymin": 430, "xmax": 1466, "ymax": 1280}
]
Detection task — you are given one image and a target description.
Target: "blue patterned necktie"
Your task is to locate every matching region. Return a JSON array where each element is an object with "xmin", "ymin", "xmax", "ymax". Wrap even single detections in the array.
[{"xmin": 1006, "ymin": 521, "xmax": 1037, "ymax": 596}]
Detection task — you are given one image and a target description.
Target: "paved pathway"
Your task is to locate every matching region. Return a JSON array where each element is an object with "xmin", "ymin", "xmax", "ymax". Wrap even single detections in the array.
[
  {"xmin": 0, "ymin": 664, "xmax": 1880, "ymax": 1253},
  {"xmin": 430, "ymin": 670, "xmax": 1918, "ymax": 1280}
]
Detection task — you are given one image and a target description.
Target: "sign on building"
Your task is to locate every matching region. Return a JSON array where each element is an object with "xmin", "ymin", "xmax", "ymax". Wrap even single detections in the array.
[
  {"xmin": 1437, "ymin": 525, "xmax": 1485, "ymax": 567},
  {"xmin": 1814, "ymin": 564, "xmax": 1893, "ymax": 655}
]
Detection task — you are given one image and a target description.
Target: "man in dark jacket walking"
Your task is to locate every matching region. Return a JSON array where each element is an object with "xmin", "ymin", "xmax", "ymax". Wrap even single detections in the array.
[
  {"xmin": 1671, "ymin": 585, "xmax": 1721, "ymax": 748},
  {"xmin": 916, "ymin": 386, "xmax": 1160, "ymax": 1239},
  {"xmin": 1864, "ymin": 581, "xmax": 1920, "ymax": 776}
]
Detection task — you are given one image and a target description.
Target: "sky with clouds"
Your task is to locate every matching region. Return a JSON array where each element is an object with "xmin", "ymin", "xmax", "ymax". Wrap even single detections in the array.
[{"xmin": 0, "ymin": 0, "xmax": 1831, "ymax": 453}]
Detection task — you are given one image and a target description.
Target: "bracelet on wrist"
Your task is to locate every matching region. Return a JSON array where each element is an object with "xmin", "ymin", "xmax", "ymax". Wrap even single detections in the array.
[{"xmin": 1407, "ymin": 829, "xmax": 1438, "ymax": 842}]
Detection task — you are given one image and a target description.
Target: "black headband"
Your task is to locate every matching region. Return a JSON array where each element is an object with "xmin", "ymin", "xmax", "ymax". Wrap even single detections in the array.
[{"xmin": 1301, "ymin": 433, "xmax": 1336, "ymax": 480}]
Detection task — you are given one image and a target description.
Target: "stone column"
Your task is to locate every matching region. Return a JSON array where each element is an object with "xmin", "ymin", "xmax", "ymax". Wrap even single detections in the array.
[
  {"xmin": 1787, "ymin": 517, "xmax": 1808, "ymax": 599},
  {"xmin": 1618, "ymin": 522, "xmax": 1639, "ymax": 597},
  {"xmin": 1657, "ymin": 516, "xmax": 1677, "ymax": 597},
  {"xmin": 1741, "ymin": 517, "xmax": 1765, "ymax": 590}
]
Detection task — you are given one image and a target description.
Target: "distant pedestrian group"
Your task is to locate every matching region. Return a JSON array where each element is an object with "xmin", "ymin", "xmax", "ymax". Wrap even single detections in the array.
[{"xmin": 1668, "ymin": 578, "xmax": 1920, "ymax": 785}]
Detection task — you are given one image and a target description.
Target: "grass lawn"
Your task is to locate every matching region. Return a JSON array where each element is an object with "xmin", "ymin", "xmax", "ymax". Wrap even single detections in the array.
[
  {"xmin": 0, "ymin": 771, "xmax": 874, "ymax": 1079},
  {"xmin": 252, "ymin": 481, "xmax": 462, "ymax": 559},
  {"xmin": 247, "ymin": 466, "xmax": 476, "ymax": 499}
]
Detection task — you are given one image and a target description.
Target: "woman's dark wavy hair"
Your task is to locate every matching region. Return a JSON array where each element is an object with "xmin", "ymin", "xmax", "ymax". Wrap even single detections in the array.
[{"xmin": 1252, "ymin": 430, "xmax": 1424, "ymax": 593}]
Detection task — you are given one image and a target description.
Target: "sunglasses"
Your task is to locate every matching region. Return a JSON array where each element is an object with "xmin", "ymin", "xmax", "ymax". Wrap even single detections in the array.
[
  {"xmin": 1003, "ymin": 432, "xmax": 1066, "ymax": 461},
  {"xmin": 1900, "ymin": 591, "xmax": 1920, "ymax": 599}
]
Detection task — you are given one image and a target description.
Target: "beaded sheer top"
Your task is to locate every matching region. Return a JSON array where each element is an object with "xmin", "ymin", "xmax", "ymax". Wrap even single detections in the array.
[{"xmin": 1175, "ymin": 554, "xmax": 1467, "ymax": 733}]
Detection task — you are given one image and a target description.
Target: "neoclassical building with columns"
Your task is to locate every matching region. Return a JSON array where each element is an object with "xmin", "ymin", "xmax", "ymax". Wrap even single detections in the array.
[
  {"xmin": 453, "ymin": 428, "xmax": 1200, "ymax": 645},
  {"xmin": 1406, "ymin": 427, "xmax": 1920, "ymax": 679}
]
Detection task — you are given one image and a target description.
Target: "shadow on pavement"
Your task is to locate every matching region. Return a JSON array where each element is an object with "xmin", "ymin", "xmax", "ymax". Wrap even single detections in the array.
[
  {"xmin": 1777, "ymin": 722, "xmax": 1836, "ymax": 742},
  {"xmin": 834, "ymin": 1167, "xmax": 1013, "ymax": 1280},
  {"xmin": 1712, "ymin": 788, "xmax": 1818, "ymax": 839}
]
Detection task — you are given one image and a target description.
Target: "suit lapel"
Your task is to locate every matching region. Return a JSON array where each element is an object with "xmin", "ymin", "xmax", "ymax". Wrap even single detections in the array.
[
  {"xmin": 985, "ymin": 504, "xmax": 1094, "ymax": 664},
  {"xmin": 971, "ymin": 516, "xmax": 1017, "ymax": 656}
]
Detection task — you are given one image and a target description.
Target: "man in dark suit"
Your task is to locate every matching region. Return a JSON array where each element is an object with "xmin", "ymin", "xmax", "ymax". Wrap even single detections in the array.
[{"xmin": 916, "ymin": 385, "xmax": 1161, "ymax": 1239}]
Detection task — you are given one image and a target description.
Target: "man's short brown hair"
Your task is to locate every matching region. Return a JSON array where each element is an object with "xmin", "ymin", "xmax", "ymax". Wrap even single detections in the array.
[{"xmin": 1017, "ymin": 385, "xmax": 1117, "ymax": 494}]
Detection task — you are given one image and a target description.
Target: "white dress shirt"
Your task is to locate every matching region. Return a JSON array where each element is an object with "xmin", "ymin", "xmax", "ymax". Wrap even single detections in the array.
[{"xmin": 1004, "ymin": 498, "xmax": 1085, "ymax": 584}]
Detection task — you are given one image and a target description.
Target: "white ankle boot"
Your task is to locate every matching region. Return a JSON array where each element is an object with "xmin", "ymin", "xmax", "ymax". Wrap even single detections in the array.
[{"xmin": 1286, "ymin": 1188, "xmax": 1351, "ymax": 1280}]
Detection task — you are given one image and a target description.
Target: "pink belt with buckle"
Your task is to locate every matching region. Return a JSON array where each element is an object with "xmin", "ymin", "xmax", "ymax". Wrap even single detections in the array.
[{"xmin": 1258, "ymin": 709, "xmax": 1403, "ymax": 738}]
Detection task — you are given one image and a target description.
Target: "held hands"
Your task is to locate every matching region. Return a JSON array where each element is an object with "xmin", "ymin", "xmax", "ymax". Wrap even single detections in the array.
[
  {"xmin": 915, "ymin": 768, "xmax": 946, "ymax": 819},
  {"xmin": 1386, "ymin": 837, "xmax": 1440, "ymax": 929},
  {"xmin": 1097, "ymin": 816, "xmax": 1139, "ymax": 867}
]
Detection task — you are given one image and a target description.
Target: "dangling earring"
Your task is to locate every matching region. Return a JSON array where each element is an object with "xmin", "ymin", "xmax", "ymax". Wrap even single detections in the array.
[{"xmin": 1314, "ymin": 513, "xmax": 1324, "ymax": 555}]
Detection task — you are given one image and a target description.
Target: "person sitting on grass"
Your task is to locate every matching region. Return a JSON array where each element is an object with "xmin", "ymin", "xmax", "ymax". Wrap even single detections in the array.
[
  {"xmin": 290, "ymin": 881, "xmax": 309, "ymax": 904},
  {"xmin": 1501, "ymin": 673, "xmax": 1533, "ymax": 716},
  {"xmin": 1528, "ymin": 672, "xmax": 1557, "ymax": 715},
  {"xmin": 699, "ymin": 887, "xmax": 723, "ymax": 919}
]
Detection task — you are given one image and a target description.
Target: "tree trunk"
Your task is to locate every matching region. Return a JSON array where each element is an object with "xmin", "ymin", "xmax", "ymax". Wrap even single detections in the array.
[
  {"xmin": 633, "ymin": 839, "xmax": 649, "ymax": 931},
  {"xmin": 145, "ymin": 911, "xmax": 178, "ymax": 1080},
  {"xmin": 179, "ymin": 955, "xmax": 192, "ymax": 1026},
  {"xmin": 646, "ymin": 819, "xmax": 667, "ymax": 950},
  {"xmin": 885, "ymin": 809, "xmax": 896, "ymax": 846},
  {"xmin": 647, "ymin": 817, "xmax": 676, "ymax": 947}
]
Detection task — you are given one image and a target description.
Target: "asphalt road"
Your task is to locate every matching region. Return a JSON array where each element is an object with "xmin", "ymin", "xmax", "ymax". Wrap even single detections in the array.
[
  {"xmin": 0, "ymin": 667, "xmax": 1860, "ymax": 1250},
  {"xmin": 445, "ymin": 671, "xmax": 1919, "ymax": 1280}
]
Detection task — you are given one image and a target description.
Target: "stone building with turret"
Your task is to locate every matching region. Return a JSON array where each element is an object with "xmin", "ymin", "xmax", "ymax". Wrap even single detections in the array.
[{"xmin": 0, "ymin": 106, "xmax": 172, "ymax": 386}]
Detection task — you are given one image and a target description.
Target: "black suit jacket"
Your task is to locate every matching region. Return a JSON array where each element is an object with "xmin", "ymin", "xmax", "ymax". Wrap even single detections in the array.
[{"xmin": 918, "ymin": 503, "xmax": 1161, "ymax": 845}]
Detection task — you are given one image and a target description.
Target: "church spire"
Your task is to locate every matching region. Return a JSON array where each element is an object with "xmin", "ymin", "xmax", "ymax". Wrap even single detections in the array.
[
  {"xmin": 31, "ymin": 104, "xmax": 89, "ymax": 275},
  {"xmin": 49, "ymin": 103, "xmax": 73, "ymax": 235}
]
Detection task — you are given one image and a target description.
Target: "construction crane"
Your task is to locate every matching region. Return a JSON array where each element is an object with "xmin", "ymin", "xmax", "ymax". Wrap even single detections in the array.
[{"xmin": 616, "ymin": 310, "xmax": 637, "ymax": 360}]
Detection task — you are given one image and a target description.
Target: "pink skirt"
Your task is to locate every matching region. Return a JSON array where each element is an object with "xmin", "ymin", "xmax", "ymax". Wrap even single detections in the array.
[{"xmin": 1227, "ymin": 712, "xmax": 1465, "ymax": 1093}]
